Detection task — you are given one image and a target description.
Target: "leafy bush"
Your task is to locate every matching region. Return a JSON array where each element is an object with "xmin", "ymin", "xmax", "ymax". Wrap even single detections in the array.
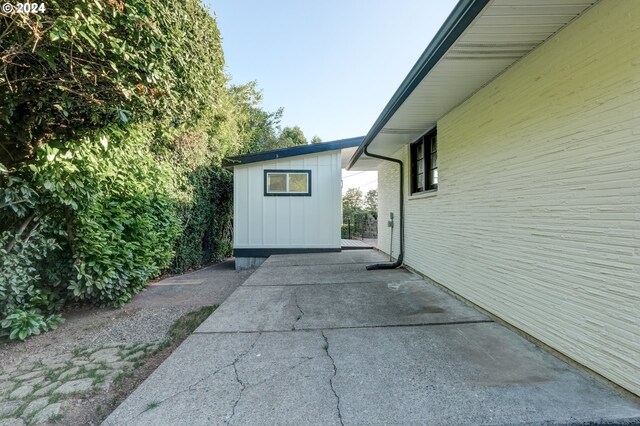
[
  {"xmin": 29, "ymin": 127, "xmax": 181, "ymax": 306},
  {"xmin": 171, "ymin": 166, "xmax": 233, "ymax": 272},
  {"xmin": 0, "ymin": 220, "xmax": 67, "ymax": 340},
  {"xmin": 0, "ymin": 0, "xmax": 297, "ymax": 340},
  {"xmin": 1, "ymin": 127, "xmax": 181, "ymax": 338},
  {"xmin": 1, "ymin": 0, "xmax": 225, "ymax": 167}
]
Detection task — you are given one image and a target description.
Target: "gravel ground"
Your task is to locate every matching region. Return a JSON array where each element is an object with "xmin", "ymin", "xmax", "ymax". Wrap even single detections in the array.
[{"xmin": 0, "ymin": 259, "xmax": 253, "ymax": 425}]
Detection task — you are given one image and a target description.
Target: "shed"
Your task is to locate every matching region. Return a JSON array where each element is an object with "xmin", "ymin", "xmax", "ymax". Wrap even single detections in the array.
[{"xmin": 224, "ymin": 137, "xmax": 363, "ymax": 269}]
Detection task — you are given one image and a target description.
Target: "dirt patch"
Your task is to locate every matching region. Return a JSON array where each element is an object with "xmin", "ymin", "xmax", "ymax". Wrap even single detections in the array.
[{"xmin": 0, "ymin": 260, "xmax": 253, "ymax": 425}]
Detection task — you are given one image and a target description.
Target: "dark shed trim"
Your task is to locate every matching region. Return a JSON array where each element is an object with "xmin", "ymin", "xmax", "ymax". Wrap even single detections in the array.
[
  {"xmin": 224, "ymin": 136, "xmax": 364, "ymax": 169},
  {"xmin": 234, "ymin": 247, "xmax": 341, "ymax": 257}
]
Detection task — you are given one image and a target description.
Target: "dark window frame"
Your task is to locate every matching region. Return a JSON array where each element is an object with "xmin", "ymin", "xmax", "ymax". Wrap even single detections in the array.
[
  {"xmin": 263, "ymin": 169, "xmax": 312, "ymax": 197},
  {"xmin": 410, "ymin": 128, "xmax": 438, "ymax": 194}
]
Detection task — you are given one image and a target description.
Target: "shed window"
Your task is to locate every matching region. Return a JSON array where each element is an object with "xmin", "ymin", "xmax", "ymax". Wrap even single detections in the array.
[
  {"xmin": 410, "ymin": 128, "xmax": 437, "ymax": 194},
  {"xmin": 264, "ymin": 170, "xmax": 311, "ymax": 196}
]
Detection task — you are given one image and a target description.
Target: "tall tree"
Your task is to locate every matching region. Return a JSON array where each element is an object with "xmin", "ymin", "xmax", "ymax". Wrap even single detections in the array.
[
  {"xmin": 277, "ymin": 126, "xmax": 307, "ymax": 148},
  {"xmin": 310, "ymin": 135, "xmax": 322, "ymax": 144},
  {"xmin": 227, "ymin": 82, "xmax": 283, "ymax": 155},
  {"xmin": 342, "ymin": 188, "xmax": 363, "ymax": 219},
  {"xmin": 364, "ymin": 189, "xmax": 378, "ymax": 213}
]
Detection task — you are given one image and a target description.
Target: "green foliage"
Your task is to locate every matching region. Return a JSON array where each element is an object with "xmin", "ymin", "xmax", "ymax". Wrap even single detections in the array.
[
  {"xmin": 1, "ymin": 309, "xmax": 63, "ymax": 341},
  {"xmin": 310, "ymin": 135, "xmax": 322, "ymax": 144},
  {"xmin": 171, "ymin": 166, "xmax": 233, "ymax": 272},
  {"xmin": 0, "ymin": 0, "xmax": 303, "ymax": 340},
  {"xmin": 364, "ymin": 189, "xmax": 378, "ymax": 214},
  {"xmin": 32, "ymin": 127, "xmax": 181, "ymax": 306},
  {"xmin": 342, "ymin": 188, "xmax": 364, "ymax": 219},
  {"xmin": 0, "ymin": 220, "xmax": 67, "ymax": 339},
  {"xmin": 341, "ymin": 224, "xmax": 350, "ymax": 239},
  {"xmin": 228, "ymin": 82, "xmax": 284, "ymax": 155},
  {"xmin": 1, "ymin": 0, "xmax": 225, "ymax": 167},
  {"xmin": 277, "ymin": 126, "xmax": 308, "ymax": 148},
  {"xmin": 1, "ymin": 128, "xmax": 182, "ymax": 317},
  {"xmin": 342, "ymin": 188, "xmax": 378, "ymax": 238}
]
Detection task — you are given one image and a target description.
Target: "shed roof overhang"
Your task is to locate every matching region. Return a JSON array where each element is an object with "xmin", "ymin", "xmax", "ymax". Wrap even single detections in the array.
[
  {"xmin": 348, "ymin": 0, "xmax": 597, "ymax": 170},
  {"xmin": 224, "ymin": 136, "xmax": 364, "ymax": 169}
]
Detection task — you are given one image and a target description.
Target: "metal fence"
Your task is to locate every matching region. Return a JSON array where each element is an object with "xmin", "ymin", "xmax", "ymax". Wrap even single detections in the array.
[{"xmin": 342, "ymin": 212, "xmax": 377, "ymax": 239}]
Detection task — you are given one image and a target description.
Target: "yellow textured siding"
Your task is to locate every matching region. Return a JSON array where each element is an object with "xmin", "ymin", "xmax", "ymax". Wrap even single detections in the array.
[
  {"xmin": 378, "ymin": 0, "xmax": 640, "ymax": 395},
  {"xmin": 376, "ymin": 161, "xmax": 401, "ymax": 259}
]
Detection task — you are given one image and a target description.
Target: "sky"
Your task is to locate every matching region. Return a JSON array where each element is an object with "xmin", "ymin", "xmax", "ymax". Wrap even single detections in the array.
[{"xmin": 205, "ymin": 0, "xmax": 458, "ymax": 193}]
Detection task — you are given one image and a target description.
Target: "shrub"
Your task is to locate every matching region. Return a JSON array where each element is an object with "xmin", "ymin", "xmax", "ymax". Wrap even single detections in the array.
[
  {"xmin": 29, "ymin": 126, "xmax": 182, "ymax": 306},
  {"xmin": 1, "ymin": 127, "xmax": 182, "ymax": 339}
]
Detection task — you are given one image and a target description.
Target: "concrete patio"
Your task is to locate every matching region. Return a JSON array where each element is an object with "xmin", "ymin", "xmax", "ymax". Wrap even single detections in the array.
[{"xmin": 104, "ymin": 251, "xmax": 640, "ymax": 425}]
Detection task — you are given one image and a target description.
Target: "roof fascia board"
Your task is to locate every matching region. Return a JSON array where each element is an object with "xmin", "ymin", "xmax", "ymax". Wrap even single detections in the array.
[
  {"xmin": 347, "ymin": 0, "xmax": 490, "ymax": 170},
  {"xmin": 224, "ymin": 136, "xmax": 364, "ymax": 168}
]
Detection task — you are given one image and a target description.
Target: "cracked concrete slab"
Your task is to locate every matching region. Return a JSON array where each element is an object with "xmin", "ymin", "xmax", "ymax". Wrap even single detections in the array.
[
  {"xmin": 106, "ymin": 252, "xmax": 640, "ymax": 425},
  {"xmin": 322, "ymin": 323, "xmax": 640, "ymax": 425},
  {"xmin": 103, "ymin": 332, "xmax": 341, "ymax": 426},
  {"xmin": 243, "ymin": 262, "xmax": 420, "ymax": 286},
  {"xmin": 196, "ymin": 280, "xmax": 489, "ymax": 333}
]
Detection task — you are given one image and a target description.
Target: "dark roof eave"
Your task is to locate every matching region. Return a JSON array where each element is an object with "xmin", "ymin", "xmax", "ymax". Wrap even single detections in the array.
[
  {"xmin": 347, "ymin": 0, "xmax": 489, "ymax": 170},
  {"xmin": 223, "ymin": 136, "xmax": 364, "ymax": 169}
]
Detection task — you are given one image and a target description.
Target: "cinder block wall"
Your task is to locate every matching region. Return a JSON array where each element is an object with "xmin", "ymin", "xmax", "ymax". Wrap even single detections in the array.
[{"xmin": 378, "ymin": 0, "xmax": 640, "ymax": 395}]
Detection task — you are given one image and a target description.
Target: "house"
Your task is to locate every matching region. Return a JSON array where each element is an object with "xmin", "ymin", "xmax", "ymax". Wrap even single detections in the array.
[
  {"xmin": 348, "ymin": 0, "xmax": 639, "ymax": 396},
  {"xmin": 224, "ymin": 137, "xmax": 363, "ymax": 269}
]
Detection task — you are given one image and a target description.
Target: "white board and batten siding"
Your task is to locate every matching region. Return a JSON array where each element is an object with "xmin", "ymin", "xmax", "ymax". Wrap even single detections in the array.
[
  {"xmin": 378, "ymin": 0, "xmax": 640, "ymax": 395},
  {"xmin": 234, "ymin": 151, "xmax": 342, "ymax": 250}
]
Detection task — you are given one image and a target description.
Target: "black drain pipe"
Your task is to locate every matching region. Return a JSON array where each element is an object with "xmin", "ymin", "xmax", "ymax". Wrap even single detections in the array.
[{"xmin": 365, "ymin": 144, "xmax": 404, "ymax": 270}]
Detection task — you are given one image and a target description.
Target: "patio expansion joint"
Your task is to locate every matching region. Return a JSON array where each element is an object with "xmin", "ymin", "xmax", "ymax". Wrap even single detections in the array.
[
  {"xmin": 260, "ymin": 261, "xmax": 383, "ymax": 268},
  {"xmin": 242, "ymin": 279, "xmax": 422, "ymax": 287},
  {"xmin": 193, "ymin": 319, "xmax": 495, "ymax": 335}
]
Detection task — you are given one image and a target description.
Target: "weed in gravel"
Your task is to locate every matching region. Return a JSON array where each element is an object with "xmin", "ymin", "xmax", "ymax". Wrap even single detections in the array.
[
  {"xmin": 45, "ymin": 368, "xmax": 60, "ymax": 382},
  {"xmin": 72, "ymin": 347, "xmax": 88, "ymax": 358},
  {"xmin": 113, "ymin": 372, "xmax": 127, "ymax": 386},
  {"xmin": 48, "ymin": 393, "xmax": 64, "ymax": 404},
  {"xmin": 155, "ymin": 339, "xmax": 171, "ymax": 353},
  {"xmin": 49, "ymin": 413, "xmax": 64, "ymax": 422},
  {"xmin": 167, "ymin": 306, "xmax": 217, "ymax": 342},
  {"xmin": 88, "ymin": 370, "xmax": 106, "ymax": 385}
]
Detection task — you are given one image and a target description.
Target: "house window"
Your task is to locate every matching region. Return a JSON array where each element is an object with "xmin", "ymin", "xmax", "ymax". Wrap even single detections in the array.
[
  {"xmin": 264, "ymin": 170, "xmax": 312, "ymax": 196},
  {"xmin": 410, "ymin": 128, "xmax": 437, "ymax": 194}
]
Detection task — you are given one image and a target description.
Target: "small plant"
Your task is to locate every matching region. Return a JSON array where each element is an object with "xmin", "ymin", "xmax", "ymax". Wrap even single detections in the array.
[
  {"xmin": 49, "ymin": 413, "xmax": 64, "ymax": 423},
  {"xmin": 145, "ymin": 401, "xmax": 160, "ymax": 411},
  {"xmin": 72, "ymin": 347, "xmax": 88, "ymax": 357},
  {"xmin": 0, "ymin": 309, "xmax": 63, "ymax": 341},
  {"xmin": 48, "ymin": 393, "xmax": 64, "ymax": 404},
  {"xmin": 167, "ymin": 306, "xmax": 216, "ymax": 342},
  {"xmin": 113, "ymin": 371, "xmax": 127, "ymax": 385},
  {"xmin": 45, "ymin": 368, "xmax": 60, "ymax": 382}
]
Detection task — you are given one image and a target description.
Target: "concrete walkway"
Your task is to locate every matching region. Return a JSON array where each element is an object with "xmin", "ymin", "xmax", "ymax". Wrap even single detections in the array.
[{"xmin": 105, "ymin": 251, "xmax": 640, "ymax": 425}]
